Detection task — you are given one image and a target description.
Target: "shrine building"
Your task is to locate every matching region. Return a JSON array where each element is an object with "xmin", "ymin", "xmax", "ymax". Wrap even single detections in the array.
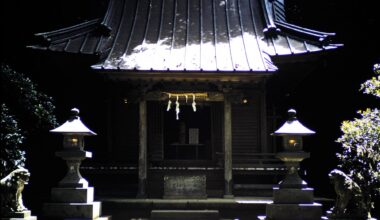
[{"xmin": 30, "ymin": 0, "xmax": 341, "ymax": 199}]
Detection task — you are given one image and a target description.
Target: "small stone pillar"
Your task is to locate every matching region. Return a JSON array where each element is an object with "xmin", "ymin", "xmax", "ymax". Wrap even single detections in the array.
[
  {"xmin": 258, "ymin": 109, "xmax": 323, "ymax": 220},
  {"xmin": 43, "ymin": 108, "xmax": 110, "ymax": 220}
]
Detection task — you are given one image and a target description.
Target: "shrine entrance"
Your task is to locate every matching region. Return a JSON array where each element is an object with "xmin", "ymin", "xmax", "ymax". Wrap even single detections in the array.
[
  {"xmin": 146, "ymin": 91, "xmax": 225, "ymax": 166},
  {"xmin": 145, "ymin": 95, "xmax": 225, "ymax": 198},
  {"xmin": 163, "ymin": 104, "xmax": 212, "ymax": 160}
]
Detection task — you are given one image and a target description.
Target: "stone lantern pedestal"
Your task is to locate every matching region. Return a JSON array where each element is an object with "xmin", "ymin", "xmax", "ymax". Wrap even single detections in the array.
[
  {"xmin": 258, "ymin": 109, "xmax": 324, "ymax": 220},
  {"xmin": 42, "ymin": 108, "xmax": 110, "ymax": 220},
  {"xmin": 261, "ymin": 152, "xmax": 323, "ymax": 220}
]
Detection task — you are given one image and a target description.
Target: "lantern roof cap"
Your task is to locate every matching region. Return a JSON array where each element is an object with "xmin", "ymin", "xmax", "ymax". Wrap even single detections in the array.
[
  {"xmin": 273, "ymin": 109, "xmax": 315, "ymax": 136},
  {"xmin": 50, "ymin": 108, "xmax": 96, "ymax": 135}
]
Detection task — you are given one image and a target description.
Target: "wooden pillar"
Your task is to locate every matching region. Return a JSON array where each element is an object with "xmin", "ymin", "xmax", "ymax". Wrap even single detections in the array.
[
  {"xmin": 137, "ymin": 100, "xmax": 147, "ymax": 198},
  {"xmin": 260, "ymin": 89, "xmax": 268, "ymax": 153},
  {"xmin": 224, "ymin": 99, "xmax": 233, "ymax": 198}
]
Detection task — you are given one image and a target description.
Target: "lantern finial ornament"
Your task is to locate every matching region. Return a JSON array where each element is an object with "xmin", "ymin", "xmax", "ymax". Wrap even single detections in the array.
[
  {"xmin": 273, "ymin": 109, "xmax": 315, "ymax": 137},
  {"xmin": 288, "ymin": 108, "xmax": 296, "ymax": 120},
  {"xmin": 69, "ymin": 107, "xmax": 80, "ymax": 120},
  {"xmin": 50, "ymin": 108, "xmax": 96, "ymax": 136}
]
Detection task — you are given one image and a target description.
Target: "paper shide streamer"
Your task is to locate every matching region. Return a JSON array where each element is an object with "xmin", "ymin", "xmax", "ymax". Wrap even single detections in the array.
[{"xmin": 164, "ymin": 92, "xmax": 207, "ymax": 120}]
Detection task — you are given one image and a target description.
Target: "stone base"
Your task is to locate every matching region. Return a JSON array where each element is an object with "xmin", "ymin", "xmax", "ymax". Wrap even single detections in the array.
[
  {"xmin": 266, "ymin": 202, "xmax": 323, "ymax": 220},
  {"xmin": 273, "ymin": 187, "xmax": 314, "ymax": 204},
  {"xmin": 43, "ymin": 185, "xmax": 110, "ymax": 220},
  {"xmin": 223, "ymin": 194, "xmax": 234, "ymax": 199},
  {"xmin": 1, "ymin": 217, "xmax": 37, "ymax": 220},
  {"xmin": 325, "ymin": 211, "xmax": 377, "ymax": 220},
  {"xmin": 151, "ymin": 210, "xmax": 219, "ymax": 220},
  {"xmin": 51, "ymin": 187, "xmax": 94, "ymax": 203},
  {"xmin": 43, "ymin": 201, "xmax": 101, "ymax": 219},
  {"xmin": 1, "ymin": 210, "xmax": 37, "ymax": 220},
  {"xmin": 258, "ymin": 216, "xmax": 327, "ymax": 220}
]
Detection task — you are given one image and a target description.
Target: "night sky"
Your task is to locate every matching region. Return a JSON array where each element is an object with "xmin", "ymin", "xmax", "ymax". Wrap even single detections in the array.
[{"xmin": 1, "ymin": 0, "xmax": 379, "ymax": 217}]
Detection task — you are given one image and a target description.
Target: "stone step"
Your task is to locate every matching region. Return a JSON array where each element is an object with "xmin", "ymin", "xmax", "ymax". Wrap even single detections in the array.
[
  {"xmin": 0, "ymin": 214, "xmax": 37, "ymax": 220},
  {"xmin": 266, "ymin": 202, "xmax": 323, "ymax": 220},
  {"xmin": 151, "ymin": 210, "xmax": 219, "ymax": 220},
  {"xmin": 97, "ymin": 216, "xmax": 112, "ymax": 220},
  {"xmin": 37, "ymin": 216, "xmax": 111, "ymax": 220}
]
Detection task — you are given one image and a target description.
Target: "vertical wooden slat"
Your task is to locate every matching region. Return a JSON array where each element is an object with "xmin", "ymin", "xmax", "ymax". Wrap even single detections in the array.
[
  {"xmin": 259, "ymin": 89, "xmax": 268, "ymax": 153},
  {"xmin": 138, "ymin": 100, "xmax": 147, "ymax": 198},
  {"xmin": 232, "ymin": 98, "xmax": 260, "ymax": 156},
  {"xmin": 224, "ymin": 99, "xmax": 233, "ymax": 197}
]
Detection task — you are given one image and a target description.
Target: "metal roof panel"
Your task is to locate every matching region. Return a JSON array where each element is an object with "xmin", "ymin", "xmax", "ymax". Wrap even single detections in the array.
[{"xmin": 29, "ymin": 0, "xmax": 341, "ymax": 74}]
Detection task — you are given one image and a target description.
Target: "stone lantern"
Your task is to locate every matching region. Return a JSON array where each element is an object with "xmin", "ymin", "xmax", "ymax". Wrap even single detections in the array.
[
  {"xmin": 43, "ymin": 108, "xmax": 109, "ymax": 220},
  {"xmin": 50, "ymin": 108, "xmax": 95, "ymax": 188},
  {"xmin": 259, "ymin": 109, "xmax": 323, "ymax": 220},
  {"xmin": 272, "ymin": 109, "xmax": 315, "ymax": 189}
]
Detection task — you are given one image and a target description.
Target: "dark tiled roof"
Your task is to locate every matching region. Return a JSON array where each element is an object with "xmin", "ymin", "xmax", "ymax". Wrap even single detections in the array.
[
  {"xmin": 29, "ymin": 0, "xmax": 341, "ymax": 73},
  {"xmin": 28, "ymin": 19, "xmax": 111, "ymax": 55}
]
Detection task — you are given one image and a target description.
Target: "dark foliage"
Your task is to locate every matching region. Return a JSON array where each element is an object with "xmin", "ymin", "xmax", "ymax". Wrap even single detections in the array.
[
  {"xmin": 335, "ymin": 64, "xmax": 380, "ymax": 218},
  {"xmin": 0, "ymin": 104, "xmax": 25, "ymax": 178},
  {"xmin": 0, "ymin": 64, "xmax": 57, "ymax": 178},
  {"xmin": 1, "ymin": 64, "xmax": 58, "ymax": 134}
]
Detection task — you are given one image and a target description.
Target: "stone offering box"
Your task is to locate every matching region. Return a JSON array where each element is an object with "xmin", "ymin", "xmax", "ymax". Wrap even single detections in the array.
[{"xmin": 163, "ymin": 174, "xmax": 207, "ymax": 199}]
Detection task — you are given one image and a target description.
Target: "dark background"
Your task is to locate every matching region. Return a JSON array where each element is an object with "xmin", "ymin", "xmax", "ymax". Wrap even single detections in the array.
[{"xmin": 1, "ymin": 0, "xmax": 379, "ymax": 218}]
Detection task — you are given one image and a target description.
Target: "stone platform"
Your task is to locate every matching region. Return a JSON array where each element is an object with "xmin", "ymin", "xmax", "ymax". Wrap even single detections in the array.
[
  {"xmin": 151, "ymin": 210, "xmax": 219, "ymax": 220},
  {"xmin": 99, "ymin": 197, "xmax": 333, "ymax": 220}
]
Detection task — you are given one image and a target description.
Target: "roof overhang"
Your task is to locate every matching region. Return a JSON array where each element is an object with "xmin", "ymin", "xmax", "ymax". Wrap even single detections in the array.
[
  {"xmin": 28, "ymin": 0, "xmax": 342, "ymax": 77},
  {"xmin": 97, "ymin": 69, "xmax": 275, "ymax": 83}
]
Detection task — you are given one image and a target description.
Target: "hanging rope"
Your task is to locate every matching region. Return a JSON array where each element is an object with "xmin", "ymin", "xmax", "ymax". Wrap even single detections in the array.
[
  {"xmin": 175, "ymin": 95, "xmax": 180, "ymax": 120},
  {"xmin": 192, "ymin": 94, "xmax": 197, "ymax": 112},
  {"xmin": 163, "ymin": 92, "xmax": 207, "ymax": 119},
  {"xmin": 166, "ymin": 93, "xmax": 172, "ymax": 111}
]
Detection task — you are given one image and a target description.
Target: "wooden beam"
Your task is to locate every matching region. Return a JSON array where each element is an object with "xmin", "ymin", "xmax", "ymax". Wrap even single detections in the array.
[
  {"xmin": 104, "ymin": 71, "xmax": 273, "ymax": 83},
  {"xmin": 137, "ymin": 100, "xmax": 147, "ymax": 198},
  {"xmin": 144, "ymin": 91, "xmax": 225, "ymax": 102}
]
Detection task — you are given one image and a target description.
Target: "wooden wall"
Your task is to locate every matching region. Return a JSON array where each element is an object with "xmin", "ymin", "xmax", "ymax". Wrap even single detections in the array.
[
  {"xmin": 108, "ymin": 100, "xmax": 139, "ymax": 163},
  {"xmin": 107, "ymin": 90, "xmax": 266, "ymax": 165},
  {"xmin": 231, "ymin": 96, "xmax": 262, "ymax": 165}
]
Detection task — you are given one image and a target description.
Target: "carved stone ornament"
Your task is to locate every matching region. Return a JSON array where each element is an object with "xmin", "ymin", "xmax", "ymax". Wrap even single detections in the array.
[
  {"xmin": 0, "ymin": 167, "xmax": 30, "ymax": 214},
  {"xmin": 327, "ymin": 169, "xmax": 368, "ymax": 219}
]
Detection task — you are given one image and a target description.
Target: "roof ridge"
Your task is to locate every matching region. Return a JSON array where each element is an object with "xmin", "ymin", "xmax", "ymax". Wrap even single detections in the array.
[
  {"xmin": 275, "ymin": 20, "xmax": 337, "ymax": 45},
  {"xmin": 35, "ymin": 18, "xmax": 102, "ymax": 39}
]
